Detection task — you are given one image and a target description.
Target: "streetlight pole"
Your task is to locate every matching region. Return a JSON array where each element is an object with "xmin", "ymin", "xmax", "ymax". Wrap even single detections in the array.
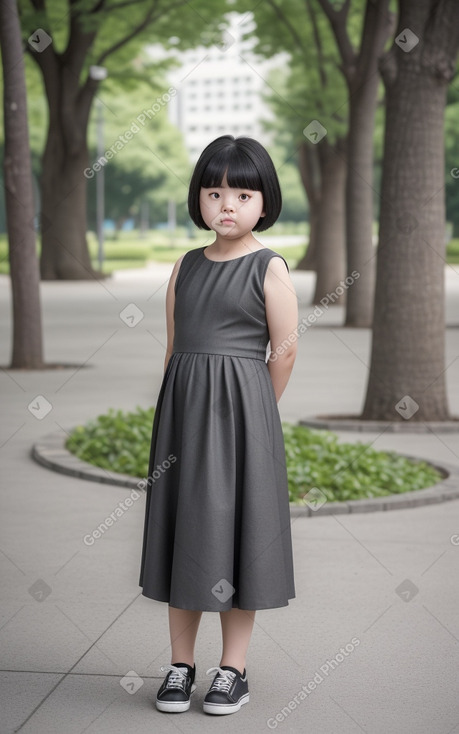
[
  {"xmin": 89, "ymin": 65, "xmax": 107, "ymax": 272},
  {"xmin": 96, "ymin": 97, "xmax": 105, "ymax": 271}
]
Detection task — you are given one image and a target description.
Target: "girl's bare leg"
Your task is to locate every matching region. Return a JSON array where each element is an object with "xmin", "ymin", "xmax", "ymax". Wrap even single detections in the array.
[
  {"xmin": 168, "ymin": 606, "xmax": 202, "ymax": 666},
  {"xmin": 219, "ymin": 608, "xmax": 256, "ymax": 673}
]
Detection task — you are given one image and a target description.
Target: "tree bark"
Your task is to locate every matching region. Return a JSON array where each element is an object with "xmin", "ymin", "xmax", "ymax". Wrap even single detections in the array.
[
  {"xmin": 312, "ymin": 138, "xmax": 347, "ymax": 305},
  {"xmin": 27, "ymin": 14, "xmax": 102, "ymax": 280},
  {"xmin": 296, "ymin": 140, "xmax": 320, "ymax": 271},
  {"xmin": 0, "ymin": 0, "xmax": 44, "ymax": 368},
  {"xmin": 40, "ymin": 123, "xmax": 96, "ymax": 279},
  {"xmin": 317, "ymin": 0, "xmax": 393, "ymax": 325},
  {"xmin": 297, "ymin": 205, "xmax": 319, "ymax": 271},
  {"xmin": 362, "ymin": 0, "xmax": 459, "ymax": 420},
  {"xmin": 344, "ymin": 0, "xmax": 393, "ymax": 326},
  {"xmin": 23, "ymin": 0, "xmax": 217, "ymax": 280},
  {"xmin": 343, "ymin": 92, "xmax": 377, "ymax": 325}
]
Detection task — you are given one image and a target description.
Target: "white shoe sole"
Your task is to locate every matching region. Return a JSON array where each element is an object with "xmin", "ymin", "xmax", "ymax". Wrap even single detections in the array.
[
  {"xmin": 156, "ymin": 683, "xmax": 196, "ymax": 712},
  {"xmin": 203, "ymin": 692, "xmax": 250, "ymax": 715}
]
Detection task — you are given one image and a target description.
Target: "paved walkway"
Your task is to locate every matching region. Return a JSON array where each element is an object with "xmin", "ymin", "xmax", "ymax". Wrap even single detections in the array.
[{"xmin": 0, "ymin": 261, "xmax": 458, "ymax": 734}]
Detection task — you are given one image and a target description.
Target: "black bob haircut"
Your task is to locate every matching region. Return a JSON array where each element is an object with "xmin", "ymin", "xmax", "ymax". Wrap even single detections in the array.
[{"xmin": 188, "ymin": 135, "xmax": 282, "ymax": 232}]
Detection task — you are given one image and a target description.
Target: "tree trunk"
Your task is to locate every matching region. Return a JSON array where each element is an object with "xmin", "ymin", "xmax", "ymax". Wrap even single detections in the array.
[
  {"xmin": 344, "ymin": 0, "xmax": 393, "ymax": 327},
  {"xmin": 296, "ymin": 205, "xmax": 319, "ymax": 271},
  {"xmin": 362, "ymin": 0, "xmax": 459, "ymax": 420},
  {"xmin": 343, "ymin": 92, "xmax": 377, "ymax": 325},
  {"xmin": 40, "ymin": 124, "xmax": 98, "ymax": 279},
  {"xmin": 296, "ymin": 140, "xmax": 320, "ymax": 271},
  {"xmin": 27, "ymin": 19, "xmax": 101, "ymax": 281},
  {"xmin": 0, "ymin": 0, "xmax": 44, "ymax": 368},
  {"xmin": 312, "ymin": 138, "xmax": 347, "ymax": 305}
]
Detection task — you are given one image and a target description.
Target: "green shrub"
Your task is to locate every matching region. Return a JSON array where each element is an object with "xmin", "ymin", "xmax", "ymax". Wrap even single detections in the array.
[
  {"xmin": 447, "ymin": 238, "xmax": 459, "ymax": 263},
  {"xmin": 282, "ymin": 422, "xmax": 441, "ymax": 502},
  {"xmin": 66, "ymin": 406, "xmax": 442, "ymax": 503},
  {"xmin": 66, "ymin": 407, "xmax": 155, "ymax": 477}
]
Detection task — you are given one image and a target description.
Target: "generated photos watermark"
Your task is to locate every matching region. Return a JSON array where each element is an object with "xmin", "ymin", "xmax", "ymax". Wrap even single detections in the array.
[
  {"xmin": 268, "ymin": 270, "xmax": 360, "ymax": 362},
  {"xmin": 394, "ymin": 28, "xmax": 419, "ymax": 53},
  {"xmin": 28, "ymin": 394, "xmax": 53, "ymax": 419},
  {"xmin": 212, "ymin": 578, "xmax": 235, "ymax": 603},
  {"xmin": 120, "ymin": 670, "xmax": 144, "ymax": 694},
  {"xmin": 395, "ymin": 395, "xmax": 419, "ymax": 420},
  {"xmin": 119, "ymin": 303, "xmax": 145, "ymax": 327},
  {"xmin": 83, "ymin": 488, "xmax": 143, "ymax": 546},
  {"xmin": 28, "ymin": 29, "xmax": 52, "ymax": 52},
  {"xmin": 302, "ymin": 486, "xmax": 328, "ymax": 511},
  {"xmin": 266, "ymin": 637, "xmax": 361, "ymax": 728},
  {"xmin": 28, "ymin": 578, "xmax": 52, "ymax": 602},
  {"xmin": 83, "ymin": 454, "xmax": 176, "ymax": 546},
  {"xmin": 303, "ymin": 120, "xmax": 327, "ymax": 144},
  {"xmin": 137, "ymin": 454, "xmax": 177, "ymax": 490},
  {"xmin": 84, "ymin": 87, "xmax": 177, "ymax": 179},
  {"xmin": 395, "ymin": 579, "xmax": 419, "ymax": 602}
]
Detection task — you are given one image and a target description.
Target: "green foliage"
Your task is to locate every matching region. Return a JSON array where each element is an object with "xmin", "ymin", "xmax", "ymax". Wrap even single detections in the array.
[
  {"xmin": 237, "ymin": 0, "xmax": 378, "ymax": 145},
  {"xmin": 19, "ymin": 0, "xmax": 228, "ymax": 81},
  {"xmin": 66, "ymin": 407, "xmax": 155, "ymax": 477},
  {"xmin": 447, "ymin": 237, "xmax": 459, "ymax": 262},
  {"xmin": 271, "ymin": 150, "xmax": 309, "ymax": 223},
  {"xmin": 66, "ymin": 406, "xmax": 442, "ymax": 503},
  {"xmin": 281, "ymin": 423, "xmax": 441, "ymax": 503},
  {"xmin": 85, "ymin": 80, "xmax": 191, "ymax": 229},
  {"xmin": 5, "ymin": 0, "xmax": 235, "ymax": 235},
  {"xmin": 253, "ymin": 11, "xmax": 349, "ymax": 145}
]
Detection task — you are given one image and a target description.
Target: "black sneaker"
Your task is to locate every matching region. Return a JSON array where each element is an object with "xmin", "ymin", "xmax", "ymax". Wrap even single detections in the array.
[
  {"xmin": 203, "ymin": 665, "xmax": 249, "ymax": 715},
  {"xmin": 156, "ymin": 662, "xmax": 196, "ymax": 712}
]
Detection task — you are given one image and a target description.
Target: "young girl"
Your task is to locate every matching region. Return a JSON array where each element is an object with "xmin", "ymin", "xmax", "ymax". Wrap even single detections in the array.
[{"xmin": 139, "ymin": 135, "xmax": 298, "ymax": 716}]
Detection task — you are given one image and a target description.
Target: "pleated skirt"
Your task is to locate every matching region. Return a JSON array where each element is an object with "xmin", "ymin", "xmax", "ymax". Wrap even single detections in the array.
[{"xmin": 139, "ymin": 351, "xmax": 295, "ymax": 611}]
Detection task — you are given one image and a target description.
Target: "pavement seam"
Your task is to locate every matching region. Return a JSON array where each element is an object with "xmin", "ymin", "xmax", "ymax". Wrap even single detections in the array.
[{"xmin": 13, "ymin": 592, "xmax": 142, "ymax": 732}]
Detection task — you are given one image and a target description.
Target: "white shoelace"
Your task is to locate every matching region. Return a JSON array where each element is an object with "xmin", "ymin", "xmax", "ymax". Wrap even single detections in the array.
[
  {"xmin": 206, "ymin": 666, "xmax": 236, "ymax": 693},
  {"xmin": 160, "ymin": 664, "xmax": 188, "ymax": 690}
]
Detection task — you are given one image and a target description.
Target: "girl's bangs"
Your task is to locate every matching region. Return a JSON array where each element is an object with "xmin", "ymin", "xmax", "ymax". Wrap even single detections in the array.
[{"xmin": 200, "ymin": 149, "xmax": 263, "ymax": 191}]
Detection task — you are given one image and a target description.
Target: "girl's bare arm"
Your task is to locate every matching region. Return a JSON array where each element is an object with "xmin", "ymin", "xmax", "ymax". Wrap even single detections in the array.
[
  {"xmin": 163, "ymin": 254, "xmax": 185, "ymax": 373},
  {"xmin": 264, "ymin": 257, "xmax": 298, "ymax": 403}
]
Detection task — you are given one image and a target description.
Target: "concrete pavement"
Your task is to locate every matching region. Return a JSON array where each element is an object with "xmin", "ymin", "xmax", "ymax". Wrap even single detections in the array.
[{"xmin": 0, "ymin": 259, "xmax": 458, "ymax": 734}]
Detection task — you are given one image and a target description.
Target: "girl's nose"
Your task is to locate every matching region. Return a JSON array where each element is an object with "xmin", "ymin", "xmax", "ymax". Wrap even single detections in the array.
[{"xmin": 222, "ymin": 200, "xmax": 235, "ymax": 212}]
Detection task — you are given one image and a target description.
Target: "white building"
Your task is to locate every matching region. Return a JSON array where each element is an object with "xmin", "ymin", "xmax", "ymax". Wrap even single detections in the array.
[{"xmin": 168, "ymin": 14, "xmax": 282, "ymax": 162}]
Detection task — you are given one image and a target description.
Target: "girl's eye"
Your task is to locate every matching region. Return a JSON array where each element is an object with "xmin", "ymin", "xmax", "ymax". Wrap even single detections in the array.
[
  {"xmin": 239, "ymin": 194, "xmax": 250, "ymax": 201},
  {"xmin": 210, "ymin": 192, "xmax": 220, "ymax": 199}
]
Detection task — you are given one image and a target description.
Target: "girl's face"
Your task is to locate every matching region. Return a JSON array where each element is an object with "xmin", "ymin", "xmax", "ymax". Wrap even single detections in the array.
[{"xmin": 199, "ymin": 171, "xmax": 265, "ymax": 238}]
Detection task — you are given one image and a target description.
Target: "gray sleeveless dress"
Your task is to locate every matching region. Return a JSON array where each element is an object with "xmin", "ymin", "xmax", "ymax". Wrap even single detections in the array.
[{"xmin": 139, "ymin": 245, "xmax": 295, "ymax": 611}]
